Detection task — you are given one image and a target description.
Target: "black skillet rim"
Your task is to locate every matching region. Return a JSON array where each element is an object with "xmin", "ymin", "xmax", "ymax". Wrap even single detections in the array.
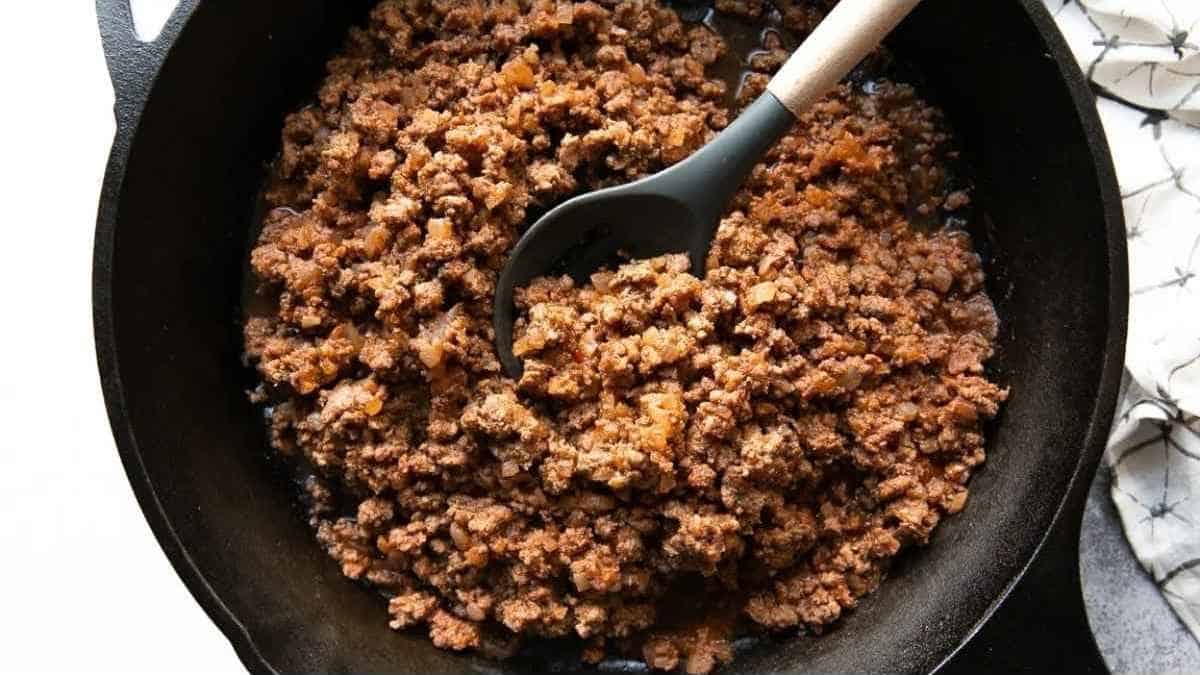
[{"xmin": 91, "ymin": 1, "xmax": 1129, "ymax": 672}]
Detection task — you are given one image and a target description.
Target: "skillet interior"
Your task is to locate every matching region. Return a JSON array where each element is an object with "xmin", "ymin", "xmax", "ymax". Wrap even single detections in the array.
[{"xmin": 94, "ymin": 1, "xmax": 1126, "ymax": 672}]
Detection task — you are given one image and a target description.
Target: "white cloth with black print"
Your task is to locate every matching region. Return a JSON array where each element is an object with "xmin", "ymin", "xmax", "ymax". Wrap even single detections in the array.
[{"xmin": 1043, "ymin": 0, "xmax": 1200, "ymax": 644}]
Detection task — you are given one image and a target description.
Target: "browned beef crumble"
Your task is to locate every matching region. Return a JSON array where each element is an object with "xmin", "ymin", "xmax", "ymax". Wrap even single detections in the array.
[{"xmin": 243, "ymin": 1, "xmax": 1007, "ymax": 672}]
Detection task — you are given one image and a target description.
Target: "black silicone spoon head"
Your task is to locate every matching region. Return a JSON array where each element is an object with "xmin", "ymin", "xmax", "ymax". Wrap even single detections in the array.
[
  {"xmin": 492, "ymin": 0, "xmax": 922, "ymax": 379},
  {"xmin": 492, "ymin": 94, "xmax": 795, "ymax": 379},
  {"xmin": 492, "ymin": 185, "xmax": 706, "ymax": 379}
]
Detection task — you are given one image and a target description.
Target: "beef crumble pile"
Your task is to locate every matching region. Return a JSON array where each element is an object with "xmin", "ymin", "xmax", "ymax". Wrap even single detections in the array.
[{"xmin": 242, "ymin": 1, "xmax": 1007, "ymax": 672}]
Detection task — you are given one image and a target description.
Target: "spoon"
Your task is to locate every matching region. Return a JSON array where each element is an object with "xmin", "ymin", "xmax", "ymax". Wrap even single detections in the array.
[{"xmin": 494, "ymin": 0, "xmax": 922, "ymax": 378}]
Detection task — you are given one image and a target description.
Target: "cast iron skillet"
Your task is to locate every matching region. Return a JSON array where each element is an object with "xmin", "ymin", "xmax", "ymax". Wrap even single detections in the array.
[{"xmin": 94, "ymin": 1, "xmax": 1127, "ymax": 672}]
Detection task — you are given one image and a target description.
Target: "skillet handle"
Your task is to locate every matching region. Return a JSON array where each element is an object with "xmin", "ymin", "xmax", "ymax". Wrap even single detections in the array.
[{"xmin": 95, "ymin": 0, "xmax": 191, "ymax": 122}]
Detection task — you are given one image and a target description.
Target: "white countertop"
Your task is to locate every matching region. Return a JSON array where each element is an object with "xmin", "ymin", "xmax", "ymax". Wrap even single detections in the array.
[{"xmin": 0, "ymin": 3, "xmax": 241, "ymax": 671}]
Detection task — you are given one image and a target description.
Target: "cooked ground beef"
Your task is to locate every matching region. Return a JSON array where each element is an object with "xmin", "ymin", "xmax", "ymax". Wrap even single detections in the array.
[{"xmin": 242, "ymin": 1, "xmax": 1007, "ymax": 672}]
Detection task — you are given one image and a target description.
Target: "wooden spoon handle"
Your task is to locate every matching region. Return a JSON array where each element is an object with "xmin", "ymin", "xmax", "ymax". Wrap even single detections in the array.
[{"xmin": 767, "ymin": 0, "xmax": 922, "ymax": 116}]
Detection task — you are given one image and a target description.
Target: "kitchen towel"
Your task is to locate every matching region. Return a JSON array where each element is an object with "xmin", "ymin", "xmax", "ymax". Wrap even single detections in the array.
[{"xmin": 1044, "ymin": 0, "xmax": 1200, "ymax": 644}]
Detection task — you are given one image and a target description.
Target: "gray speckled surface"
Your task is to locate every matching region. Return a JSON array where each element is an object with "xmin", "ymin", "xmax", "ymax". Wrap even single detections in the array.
[{"xmin": 1081, "ymin": 463, "xmax": 1200, "ymax": 674}]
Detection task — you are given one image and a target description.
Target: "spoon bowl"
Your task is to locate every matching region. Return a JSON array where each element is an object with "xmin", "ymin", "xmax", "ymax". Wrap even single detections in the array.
[
  {"xmin": 494, "ymin": 0, "xmax": 922, "ymax": 378},
  {"xmin": 493, "ymin": 187, "xmax": 702, "ymax": 377}
]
